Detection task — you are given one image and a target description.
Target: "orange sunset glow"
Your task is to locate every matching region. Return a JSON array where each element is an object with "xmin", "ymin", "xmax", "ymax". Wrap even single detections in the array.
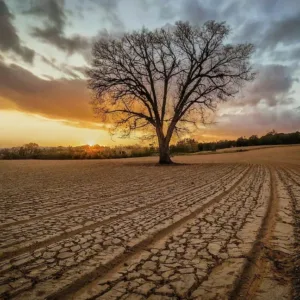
[
  {"xmin": 0, "ymin": 1, "xmax": 299, "ymax": 148},
  {"xmin": 0, "ymin": 110, "xmax": 136, "ymax": 147}
]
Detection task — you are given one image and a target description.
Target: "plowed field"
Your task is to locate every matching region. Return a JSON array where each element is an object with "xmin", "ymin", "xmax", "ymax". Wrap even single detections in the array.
[{"xmin": 1, "ymin": 146, "xmax": 299, "ymax": 300}]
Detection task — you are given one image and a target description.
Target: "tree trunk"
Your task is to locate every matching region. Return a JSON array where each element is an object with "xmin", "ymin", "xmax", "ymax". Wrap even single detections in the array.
[
  {"xmin": 158, "ymin": 140, "xmax": 173, "ymax": 164},
  {"xmin": 156, "ymin": 124, "xmax": 174, "ymax": 164}
]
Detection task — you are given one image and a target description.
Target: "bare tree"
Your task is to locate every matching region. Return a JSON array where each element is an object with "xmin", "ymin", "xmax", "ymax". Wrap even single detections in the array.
[{"xmin": 88, "ymin": 21, "xmax": 255, "ymax": 164}]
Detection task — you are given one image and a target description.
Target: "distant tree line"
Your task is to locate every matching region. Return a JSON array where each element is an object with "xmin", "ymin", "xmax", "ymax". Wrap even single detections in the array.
[
  {"xmin": 171, "ymin": 130, "xmax": 300, "ymax": 153},
  {"xmin": 0, "ymin": 131, "xmax": 299, "ymax": 159},
  {"xmin": 0, "ymin": 143, "xmax": 155, "ymax": 160}
]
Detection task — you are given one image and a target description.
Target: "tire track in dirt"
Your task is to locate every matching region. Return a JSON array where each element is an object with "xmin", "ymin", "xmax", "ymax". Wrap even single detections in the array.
[
  {"xmin": 0, "ymin": 164, "xmax": 230, "ymax": 230},
  {"xmin": 1, "ymin": 166, "xmax": 253, "ymax": 299},
  {"xmin": 0, "ymin": 165, "xmax": 246, "ymax": 262},
  {"xmin": 230, "ymin": 166, "xmax": 278, "ymax": 300}
]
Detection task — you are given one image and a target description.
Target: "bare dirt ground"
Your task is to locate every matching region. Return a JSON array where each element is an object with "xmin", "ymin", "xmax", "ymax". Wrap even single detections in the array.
[{"xmin": 0, "ymin": 145, "xmax": 299, "ymax": 300}]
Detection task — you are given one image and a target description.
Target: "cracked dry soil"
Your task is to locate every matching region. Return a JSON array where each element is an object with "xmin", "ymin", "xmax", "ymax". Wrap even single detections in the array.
[{"xmin": 0, "ymin": 145, "xmax": 299, "ymax": 300}]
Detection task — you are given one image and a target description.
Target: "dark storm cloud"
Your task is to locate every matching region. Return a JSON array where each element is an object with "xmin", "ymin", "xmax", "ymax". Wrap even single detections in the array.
[
  {"xmin": 22, "ymin": 0, "xmax": 89, "ymax": 54},
  {"xmin": 23, "ymin": 0, "xmax": 66, "ymax": 30},
  {"xmin": 261, "ymin": 12, "xmax": 300, "ymax": 49},
  {"xmin": 235, "ymin": 64, "xmax": 298, "ymax": 107},
  {"xmin": 167, "ymin": 0, "xmax": 300, "ymax": 58},
  {"xmin": 229, "ymin": 1, "xmax": 300, "ymax": 53},
  {"xmin": 0, "ymin": 0, "xmax": 35, "ymax": 63}
]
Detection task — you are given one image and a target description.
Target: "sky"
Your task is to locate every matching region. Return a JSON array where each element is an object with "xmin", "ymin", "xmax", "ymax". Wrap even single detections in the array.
[{"xmin": 0, "ymin": 0, "xmax": 299, "ymax": 147}]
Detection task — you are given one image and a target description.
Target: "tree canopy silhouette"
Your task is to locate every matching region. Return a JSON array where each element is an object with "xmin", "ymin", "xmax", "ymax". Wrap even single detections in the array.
[{"xmin": 88, "ymin": 21, "xmax": 255, "ymax": 164}]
